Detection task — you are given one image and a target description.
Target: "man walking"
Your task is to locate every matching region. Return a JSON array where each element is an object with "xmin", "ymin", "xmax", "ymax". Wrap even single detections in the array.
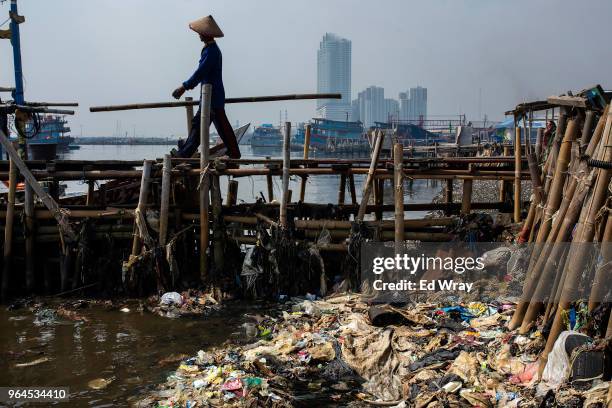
[{"xmin": 172, "ymin": 15, "xmax": 241, "ymax": 159}]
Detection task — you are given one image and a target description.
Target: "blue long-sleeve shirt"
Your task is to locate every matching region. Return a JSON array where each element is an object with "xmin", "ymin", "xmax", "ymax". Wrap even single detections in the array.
[{"xmin": 182, "ymin": 42, "xmax": 225, "ymax": 109}]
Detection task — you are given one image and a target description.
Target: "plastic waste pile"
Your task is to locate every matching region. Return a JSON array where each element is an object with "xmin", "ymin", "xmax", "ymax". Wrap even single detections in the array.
[
  {"xmin": 147, "ymin": 290, "xmax": 220, "ymax": 318},
  {"xmin": 139, "ymin": 293, "xmax": 610, "ymax": 407}
]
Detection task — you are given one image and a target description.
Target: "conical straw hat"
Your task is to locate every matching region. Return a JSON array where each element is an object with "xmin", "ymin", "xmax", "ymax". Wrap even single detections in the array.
[{"xmin": 189, "ymin": 15, "xmax": 224, "ymax": 38}]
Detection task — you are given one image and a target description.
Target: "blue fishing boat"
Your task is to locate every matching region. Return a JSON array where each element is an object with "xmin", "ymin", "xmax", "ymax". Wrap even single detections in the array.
[
  {"xmin": 26, "ymin": 115, "xmax": 74, "ymax": 159},
  {"xmin": 293, "ymin": 118, "xmax": 365, "ymax": 151},
  {"xmin": 250, "ymin": 124, "xmax": 282, "ymax": 148}
]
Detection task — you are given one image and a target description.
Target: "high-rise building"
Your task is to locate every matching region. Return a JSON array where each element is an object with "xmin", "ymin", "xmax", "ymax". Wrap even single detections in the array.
[
  {"xmin": 357, "ymin": 86, "xmax": 385, "ymax": 128},
  {"xmin": 316, "ymin": 33, "xmax": 352, "ymax": 121},
  {"xmin": 384, "ymin": 98, "xmax": 400, "ymax": 123},
  {"xmin": 399, "ymin": 87, "xmax": 428, "ymax": 121}
]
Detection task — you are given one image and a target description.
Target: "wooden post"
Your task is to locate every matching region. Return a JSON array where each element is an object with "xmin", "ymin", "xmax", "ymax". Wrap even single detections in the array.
[
  {"xmin": 393, "ymin": 143, "xmax": 404, "ymax": 247},
  {"xmin": 185, "ymin": 96, "xmax": 194, "ymax": 134},
  {"xmin": 159, "ymin": 154, "xmax": 171, "ymax": 246},
  {"xmin": 1, "ymin": 159, "xmax": 17, "ymax": 301},
  {"xmin": 500, "ymin": 145, "xmax": 511, "ymax": 202},
  {"xmin": 226, "ymin": 180, "xmax": 239, "ymax": 206},
  {"xmin": 357, "ymin": 130, "xmax": 385, "ymax": 222},
  {"xmin": 375, "ymin": 179, "xmax": 384, "ymax": 221},
  {"xmin": 348, "ymin": 173, "xmax": 357, "ymax": 205},
  {"xmin": 211, "ymin": 175, "xmax": 224, "ymax": 274},
  {"xmin": 299, "ymin": 124, "xmax": 311, "ymax": 202},
  {"xmin": 535, "ymin": 128, "xmax": 543, "ymax": 162},
  {"xmin": 130, "ymin": 160, "xmax": 153, "ymax": 256},
  {"xmin": 266, "ymin": 175, "xmax": 274, "ymax": 202},
  {"xmin": 580, "ymin": 110, "xmax": 595, "ymax": 153},
  {"xmin": 338, "ymin": 174, "xmax": 347, "ymax": 205},
  {"xmin": 199, "ymin": 85, "xmax": 212, "ymax": 284},
  {"xmin": 86, "ymin": 181, "xmax": 95, "ymax": 206},
  {"xmin": 461, "ymin": 179, "xmax": 473, "ymax": 215},
  {"xmin": 279, "ymin": 122, "xmax": 291, "ymax": 228},
  {"xmin": 445, "ymin": 179, "xmax": 453, "ymax": 216},
  {"xmin": 24, "ymin": 184, "xmax": 35, "ymax": 291},
  {"xmin": 514, "ymin": 127, "xmax": 522, "ymax": 223}
]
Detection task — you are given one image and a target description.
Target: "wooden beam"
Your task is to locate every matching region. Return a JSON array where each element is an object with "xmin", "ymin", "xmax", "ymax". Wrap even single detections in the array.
[{"xmin": 0, "ymin": 129, "xmax": 76, "ymax": 241}]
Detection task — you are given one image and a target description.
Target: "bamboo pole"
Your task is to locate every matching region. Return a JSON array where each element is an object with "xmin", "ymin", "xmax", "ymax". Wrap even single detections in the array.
[
  {"xmin": 1, "ymin": 159, "xmax": 17, "ymax": 301},
  {"xmin": 394, "ymin": 144, "xmax": 404, "ymax": 247},
  {"xmin": 130, "ymin": 160, "xmax": 153, "ymax": 256},
  {"xmin": 24, "ymin": 184, "xmax": 35, "ymax": 291},
  {"xmin": 588, "ymin": 211, "xmax": 611, "ymax": 311},
  {"xmin": 338, "ymin": 174, "xmax": 347, "ymax": 205},
  {"xmin": 357, "ymin": 131, "xmax": 384, "ymax": 222},
  {"xmin": 185, "ymin": 96, "xmax": 194, "ymax": 134},
  {"xmin": 514, "ymin": 127, "xmax": 522, "ymax": 222},
  {"xmin": 86, "ymin": 181, "xmax": 95, "ymax": 206},
  {"xmin": 159, "ymin": 154, "xmax": 171, "ymax": 246},
  {"xmin": 375, "ymin": 179, "xmax": 384, "ymax": 221},
  {"xmin": 461, "ymin": 179, "xmax": 473, "ymax": 215},
  {"xmin": 211, "ymin": 175, "xmax": 224, "ymax": 275},
  {"xmin": 580, "ymin": 110, "xmax": 595, "ymax": 153},
  {"xmin": 445, "ymin": 179, "xmax": 454, "ymax": 216},
  {"xmin": 500, "ymin": 146, "xmax": 510, "ymax": 202},
  {"xmin": 348, "ymin": 173, "xmax": 357, "ymax": 205},
  {"xmin": 541, "ymin": 107, "xmax": 612, "ymax": 369},
  {"xmin": 89, "ymin": 93, "xmax": 342, "ymax": 112},
  {"xmin": 509, "ymin": 118, "xmax": 583, "ymax": 330},
  {"xmin": 226, "ymin": 180, "xmax": 238, "ymax": 207},
  {"xmin": 199, "ymin": 84, "xmax": 212, "ymax": 284},
  {"xmin": 535, "ymin": 128, "xmax": 543, "ymax": 162},
  {"xmin": 299, "ymin": 124, "xmax": 311, "ymax": 202},
  {"xmin": 279, "ymin": 122, "xmax": 291, "ymax": 228}
]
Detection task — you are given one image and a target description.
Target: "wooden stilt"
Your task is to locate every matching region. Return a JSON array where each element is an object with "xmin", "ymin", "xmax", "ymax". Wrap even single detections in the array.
[
  {"xmin": 199, "ymin": 85, "xmax": 212, "ymax": 284},
  {"xmin": 461, "ymin": 179, "xmax": 473, "ymax": 215},
  {"xmin": 375, "ymin": 178, "xmax": 384, "ymax": 221},
  {"xmin": 266, "ymin": 174, "xmax": 274, "ymax": 202},
  {"xmin": 500, "ymin": 145, "xmax": 511, "ymax": 202},
  {"xmin": 394, "ymin": 143, "xmax": 404, "ymax": 248},
  {"xmin": 514, "ymin": 127, "xmax": 522, "ymax": 223},
  {"xmin": 357, "ymin": 131, "xmax": 384, "ymax": 222},
  {"xmin": 24, "ymin": 184, "xmax": 35, "ymax": 291},
  {"xmin": 86, "ymin": 181, "xmax": 95, "ymax": 206},
  {"xmin": 348, "ymin": 173, "xmax": 357, "ymax": 205},
  {"xmin": 211, "ymin": 175, "xmax": 224, "ymax": 276},
  {"xmin": 226, "ymin": 180, "xmax": 239, "ymax": 207},
  {"xmin": 159, "ymin": 154, "xmax": 171, "ymax": 247},
  {"xmin": 445, "ymin": 178, "xmax": 454, "ymax": 216},
  {"xmin": 1, "ymin": 159, "xmax": 17, "ymax": 301},
  {"xmin": 185, "ymin": 96, "xmax": 194, "ymax": 134},
  {"xmin": 280, "ymin": 122, "xmax": 291, "ymax": 228},
  {"xmin": 299, "ymin": 124, "xmax": 311, "ymax": 202},
  {"xmin": 130, "ymin": 160, "xmax": 153, "ymax": 257},
  {"xmin": 338, "ymin": 174, "xmax": 347, "ymax": 205}
]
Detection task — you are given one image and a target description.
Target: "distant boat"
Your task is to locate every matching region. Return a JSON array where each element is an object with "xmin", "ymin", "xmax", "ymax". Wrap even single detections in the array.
[
  {"xmin": 250, "ymin": 124, "xmax": 282, "ymax": 148},
  {"xmin": 294, "ymin": 118, "xmax": 365, "ymax": 151},
  {"xmin": 26, "ymin": 115, "xmax": 74, "ymax": 160}
]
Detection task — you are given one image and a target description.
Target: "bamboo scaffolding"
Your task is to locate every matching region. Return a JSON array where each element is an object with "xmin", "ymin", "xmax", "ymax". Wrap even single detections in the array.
[
  {"xmin": 159, "ymin": 155, "xmax": 171, "ymax": 246},
  {"xmin": 539, "ymin": 107, "xmax": 612, "ymax": 368}
]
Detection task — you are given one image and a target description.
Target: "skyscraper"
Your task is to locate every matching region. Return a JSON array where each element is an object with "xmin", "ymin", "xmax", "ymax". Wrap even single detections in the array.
[
  {"xmin": 316, "ymin": 33, "xmax": 352, "ymax": 121},
  {"xmin": 356, "ymin": 86, "xmax": 385, "ymax": 128},
  {"xmin": 399, "ymin": 87, "xmax": 428, "ymax": 121}
]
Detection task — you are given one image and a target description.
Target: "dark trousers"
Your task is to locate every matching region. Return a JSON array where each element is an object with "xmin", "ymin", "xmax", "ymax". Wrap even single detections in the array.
[{"xmin": 177, "ymin": 108, "xmax": 241, "ymax": 158}]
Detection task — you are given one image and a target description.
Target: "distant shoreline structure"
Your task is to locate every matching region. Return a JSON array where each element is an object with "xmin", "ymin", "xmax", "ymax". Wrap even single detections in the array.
[{"xmin": 74, "ymin": 137, "xmax": 181, "ymax": 146}]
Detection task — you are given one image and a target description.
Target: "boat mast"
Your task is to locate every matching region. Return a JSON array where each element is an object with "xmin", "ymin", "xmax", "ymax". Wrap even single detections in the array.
[{"xmin": 9, "ymin": 0, "xmax": 24, "ymax": 105}]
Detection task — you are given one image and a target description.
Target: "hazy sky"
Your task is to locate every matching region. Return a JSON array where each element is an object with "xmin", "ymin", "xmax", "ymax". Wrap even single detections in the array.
[{"xmin": 1, "ymin": 0, "xmax": 610, "ymax": 137}]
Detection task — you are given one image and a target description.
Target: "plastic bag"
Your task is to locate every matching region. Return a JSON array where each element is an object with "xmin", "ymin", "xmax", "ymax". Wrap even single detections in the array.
[{"xmin": 160, "ymin": 292, "xmax": 183, "ymax": 306}]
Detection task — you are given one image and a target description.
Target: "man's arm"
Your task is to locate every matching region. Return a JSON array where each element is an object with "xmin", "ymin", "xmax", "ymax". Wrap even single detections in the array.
[{"xmin": 173, "ymin": 49, "xmax": 213, "ymax": 99}]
